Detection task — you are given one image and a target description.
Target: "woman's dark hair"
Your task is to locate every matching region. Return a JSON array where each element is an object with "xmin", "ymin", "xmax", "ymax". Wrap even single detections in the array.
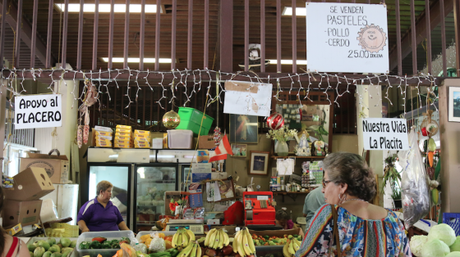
[
  {"xmin": 323, "ymin": 152, "xmax": 376, "ymax": 202},
  {"xmin": 275, "ymin": 209, "xmax": 290, "ymax": 221},
  {"xmin": 0, "ymin": 186, "xmax": 5, "ymax": 255}
]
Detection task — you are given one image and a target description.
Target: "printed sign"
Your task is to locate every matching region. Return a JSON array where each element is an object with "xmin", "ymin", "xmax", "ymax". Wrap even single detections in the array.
[
  {"xmin": 306, "ymin": 2, "xmax": 389, "ymax": 73},
  {"xmin": 362, "ymin": 118, "xmax": 409, "ymax": 150},
  {"xmin": 15, "ymin": 94, "xmax": 62, "ymax": 129}
]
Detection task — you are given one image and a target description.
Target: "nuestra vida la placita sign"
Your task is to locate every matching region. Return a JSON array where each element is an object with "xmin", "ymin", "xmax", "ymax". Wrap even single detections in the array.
[
  {"xmin": 15, "ymin": 94, "xmax": 62, "ymax": 129},
  {"xmin": 362, "ymin": 118, "xmax": 409, "ymax": 150}
]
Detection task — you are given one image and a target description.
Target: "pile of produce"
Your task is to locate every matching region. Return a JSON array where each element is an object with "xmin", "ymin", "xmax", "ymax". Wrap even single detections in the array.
[
  {"xmin": 282, "ymin": 238, "xmax": 301, "ymax": 257},
  {"xmin": 410, "ymin": 223, "xmax": 460, "ymax": 257},
  {"xmin": 200, "ymin": 228, "xmax": 233, "ymax": 257},
  {"xmin": 232, "ymin": 228, "xmax": 255, "ymax": 257},
  {"xmin": 251, "ymin": 234, "xmax": 301, "ymax": 246},
  {"xmin": 28, "ymin": 238, "xmax": 76, "ymax": 257},
  {"xmin": 79, "ymin": 237, "xmax": 131, "ymax": 250}
]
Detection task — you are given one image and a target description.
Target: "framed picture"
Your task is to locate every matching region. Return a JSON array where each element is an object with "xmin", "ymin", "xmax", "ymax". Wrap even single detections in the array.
[
  {"xmin": 229, "ymin": 114, "xmax": 258, "ymax": 143},
  {"xmin": 216, "ymin": 178, "xmax": 236, "ymax": 202},
  {"xmin": 231, "ymin": 144, "xmax": 247, "ymax": 157},
  {"xmin": 449, "ymin": 87, "xmax": 460, "ymax": 122},
  {"xmin": 249, "ymin": 151, "xmax": 270, "ymax": 175}
]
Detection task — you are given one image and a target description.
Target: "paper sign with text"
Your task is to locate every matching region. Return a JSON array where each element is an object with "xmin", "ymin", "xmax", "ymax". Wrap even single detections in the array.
[
  {"xmin": 306, "ymin": 2, "xmax": 389, "ymax": 73},
  {"xmin": 362, "ymin": 118, "xmax": 409, "ymax": 150},
  {"xmin": 15, "ymin": 94, "xmax": 62, "ymax": 129}
]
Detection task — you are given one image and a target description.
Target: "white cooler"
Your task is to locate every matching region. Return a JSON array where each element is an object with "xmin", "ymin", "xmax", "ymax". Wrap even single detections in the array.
[{"xmin": 167, "ymin": 130, "xmax": 193, "ymax": 149}]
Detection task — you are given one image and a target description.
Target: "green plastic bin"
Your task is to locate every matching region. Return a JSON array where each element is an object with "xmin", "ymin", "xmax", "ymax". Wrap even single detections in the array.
[{"xmin": 176, "ymin": 107, "xmax": 214, "ymax": 136}]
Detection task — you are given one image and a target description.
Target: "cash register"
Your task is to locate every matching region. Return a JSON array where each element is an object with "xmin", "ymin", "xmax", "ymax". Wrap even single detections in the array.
[{"xmin": 243, "ymin": 191, "xmax": 279, "ymax": 230}]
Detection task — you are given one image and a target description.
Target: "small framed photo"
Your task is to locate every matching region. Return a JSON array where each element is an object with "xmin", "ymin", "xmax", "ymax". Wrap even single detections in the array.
[
  {"xmin": 231, "ymin": 144, "xmax": 247, "ymax": 157},
  {"xmin": 249, "ymin": 151, "xmax": 270, "ymax": 176},
  {"xmin": 449, "ymin": 87, "xmax": 460, "ymax": 122}
]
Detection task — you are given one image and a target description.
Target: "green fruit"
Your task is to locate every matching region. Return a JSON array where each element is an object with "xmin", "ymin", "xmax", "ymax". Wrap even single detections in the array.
[
  {"xmin": 37, "ymin": 241, "xmax": 51, "ymax": 251},
  {"xmin": 34, "ymin": 247, "xmax": 45, "ymax": 257},
  {"xmin": 50, "ymin": 253, "xmax": 62, "ymax": 257},
  {"xmin": 28, "ymin": 244, "xmax": 37, "ymax": 252},
  {"xmin": 47, "ymin": 238, "xmax": 56, "ymax": 246},
  {"xmin": 70, "ymin": 240, "xmax": 77, "ymax": 248},
  {"xmin": 30, "ymin": 251, "xmax": 34, "ymax": 257},
  {"xmin": 61, "ymin": 249, "xmax": 72, "ymax": 257},
  {"xmin": 60, "ymin": 238, "xmax": 71, "ymax": 248},
  {"xmin": 49, "ymin": 245, "xmax": 60, "ymax": 253},
  {"xmin": 432, "ymin": 188, "xmax": 439, "ymax": 204},
  {"xmin": 61, "ymin": 247, "xmax": 73, "ymax": 253},
  {"xmin": 43, "ymin": 251, "xmax": 52, "ymax": 257}
]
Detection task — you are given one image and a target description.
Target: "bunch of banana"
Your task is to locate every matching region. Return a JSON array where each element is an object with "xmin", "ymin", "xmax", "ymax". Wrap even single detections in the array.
[
  {"xmin": 177, "ymin": 241, "xmax": 201, "ymax": 257},
  {"xmin": 204, "ymin": 228, "xmax": 230, "ymax": 249},
  {"xmin": 282, "ymin": 238, "xmax": 301, "ymax": 257},
  {"xmin": 171, "ymin": 228, "xmax": 196, "ymax": 248},
  {"xmin": 232, "ymin": 228, "xmax": 255, "ymax": 257}
]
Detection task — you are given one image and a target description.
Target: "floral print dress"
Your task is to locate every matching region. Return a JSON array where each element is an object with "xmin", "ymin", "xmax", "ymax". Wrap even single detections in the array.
[{"xmin": 295, "ymin": 204, "xmax": 412, "ymax": 257}]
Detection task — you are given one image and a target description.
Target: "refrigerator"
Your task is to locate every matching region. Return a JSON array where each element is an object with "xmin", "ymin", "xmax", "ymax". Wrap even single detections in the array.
[{"xmin": 85, "ymin": 148, "xmax": 195, "ymax": 232}]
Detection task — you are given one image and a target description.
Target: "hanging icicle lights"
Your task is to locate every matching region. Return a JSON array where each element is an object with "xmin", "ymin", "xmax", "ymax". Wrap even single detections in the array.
[{"xmin": 0, "ymin": 68, "xmax": 440, "ymax": 116}]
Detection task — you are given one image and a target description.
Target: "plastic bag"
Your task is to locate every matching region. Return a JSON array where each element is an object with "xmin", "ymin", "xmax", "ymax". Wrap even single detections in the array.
[
  {"xmin": 148, "ymin": 233, "xmax": 166, "ymax": 253},
  {"xmin": 133, "ymin": 243, "xmax": 148, "ymax": 254},
  {"xmin": 400, "ymin": 128, "xmax": 430, "ymax": 229}
]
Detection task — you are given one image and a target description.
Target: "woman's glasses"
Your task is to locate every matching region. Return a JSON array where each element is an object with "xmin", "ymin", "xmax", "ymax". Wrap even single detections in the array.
[{"xmin": 322, "ymin": 179, "xmax": 333, "ymax": 187}]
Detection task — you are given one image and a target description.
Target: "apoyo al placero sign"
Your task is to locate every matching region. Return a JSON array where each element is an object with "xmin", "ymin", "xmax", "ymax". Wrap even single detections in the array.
[{"xmin": 15, "ymin": 94, "xmax": 62, "ymax": 129}]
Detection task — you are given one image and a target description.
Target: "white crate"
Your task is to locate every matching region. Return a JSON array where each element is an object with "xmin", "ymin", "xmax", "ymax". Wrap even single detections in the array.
[
  {"xmin": 76, "ymin": 231, "xmax": 136, "ymax": 257},
  {"xmin": 167, "ymin": 130, "xmax": 193, "ymax": 149}
]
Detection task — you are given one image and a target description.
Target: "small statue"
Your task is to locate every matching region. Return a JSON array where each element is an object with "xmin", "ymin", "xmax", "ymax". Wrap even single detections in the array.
[
  {"xmin": 314, "ymin": 140, "xmax": 325, "ymax": 156},
  {"xmin": 296, "ymin": 131, "xmax": 311, "ymax": 156}
]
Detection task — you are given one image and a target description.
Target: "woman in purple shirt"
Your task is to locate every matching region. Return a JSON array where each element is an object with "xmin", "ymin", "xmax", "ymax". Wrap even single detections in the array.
[
  {"xmin": 77, "ymin": 181, "xmax": 130, "ymax": 232},
  {"xmin": 275, "ymin": 209, "xmax": 294, "ymax": 229}
]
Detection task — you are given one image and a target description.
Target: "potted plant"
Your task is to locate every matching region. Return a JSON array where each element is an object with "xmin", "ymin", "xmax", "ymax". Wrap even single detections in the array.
[
  {"xmin": 381, "ymin": 153, "xmax": 402, "ymax": 208},
  {"xmin": 266, "ymin": 127, "xmax": 298, "ymax": 156}
]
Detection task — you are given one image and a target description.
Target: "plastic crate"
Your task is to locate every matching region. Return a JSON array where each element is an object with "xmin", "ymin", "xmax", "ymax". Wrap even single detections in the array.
[
  {"xmin": 255, "ymin": 246, "xmax": 284, "ymax": 257},
  {"xmin": 76, "ymin": 231, "xmax": 137, "ymax": 257},
  {"xmin": 176, "ymin": 107, "xmax": 214, "ymax": 136},
  {"xmin": 443, "ymin": 213, "xmax": 460, "ymax": 236}
]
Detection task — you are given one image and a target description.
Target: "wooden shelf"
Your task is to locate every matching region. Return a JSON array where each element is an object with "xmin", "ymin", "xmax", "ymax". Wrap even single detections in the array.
[
  {"xmin": 273, "ymin": 191, "xmax": 310, "ymax": 201},
  {"xmin": 271, "ymin": 155, "xmax": 325, "ymax": 159}
]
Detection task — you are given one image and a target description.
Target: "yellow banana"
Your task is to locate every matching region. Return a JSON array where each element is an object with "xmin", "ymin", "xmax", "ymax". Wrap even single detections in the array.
[
  {"xmin": 283, "ymin": 239, "xmax": 291, "ymax": 257},
  {"xmin": 236, "ymin": 231, "xmax": 246, "ymax": 257},
  {"xmin": 196, "ymin": 243, "xmax": 202, "ymax": 257},
  {"xmin": 232, "ymin": 231, "xmax": 239, "ymax": 253},
  {"xmin": 182, "ymin": 229, "xmax": 191, "ymax": 247},
  {"xmin": 222, "ymin": 230, "xmax": 230, "ymax": 246},
  {"xmin": 179, "ymin": 240, "xmax": 195, "ymax": 257},
  {"xmin": 213, "ymin": 229, "xmax": 222, "ymax": 249},
  {"xmin": 245, "ymin": 228, "xmax": 256, "ymax": 254},
  {"xmin": 219, "ymin": 230, "xmax": 226, "ymax": 249},
  {"xmin": 216, "ymin": 230, "xmax": 223, "ymax": 249},
  {"xmin": 189, "ymin": 243, "xmax": 198, "ymax": 257},
  {"xmin": 292, "ymin": 238, "xmax": 300, "ymax": 251},
  {"xmin": 205, "ymin": 228, "xmax": 216, "ymax": 247},
  {"xmin": 288, "ymin": 240, "xmax": 296, "ymax": 255},
  {"xmin": 242, "ymin": 229, "xmax": 252, "ymax": 256},
  {"xmin": 172, "ymin": 232, "xmax": 179, "ymax": 248},
  {"xmin": 185, "ymin": 229, "xmax": 196, "ymax": 242}
]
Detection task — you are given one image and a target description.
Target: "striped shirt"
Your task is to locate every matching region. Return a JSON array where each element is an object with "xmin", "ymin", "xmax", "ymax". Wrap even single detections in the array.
[{"xmin": 295, "ymin": 204, "xmax": 412, "ymax": 257}]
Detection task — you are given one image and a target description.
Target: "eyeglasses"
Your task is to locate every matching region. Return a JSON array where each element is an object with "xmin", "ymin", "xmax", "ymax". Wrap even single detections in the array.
[{"xmin": 322, "ymin": 179, "xmax": 333, "ymax": 187}]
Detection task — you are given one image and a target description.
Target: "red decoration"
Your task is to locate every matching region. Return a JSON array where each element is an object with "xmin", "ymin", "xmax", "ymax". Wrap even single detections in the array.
[
  {"xmin": 421, "ymin": 127, "xmax": 428, "ymax": 137},
  {"xmin": 267, "ymin": 113, "xmax": 285, "ymax": 130}
]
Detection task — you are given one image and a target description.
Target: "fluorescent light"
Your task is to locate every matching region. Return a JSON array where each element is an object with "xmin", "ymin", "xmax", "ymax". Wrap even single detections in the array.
[
  {"xmin": 102, "ymin": 57, "xmax": 173, "ymax": 64},
  {"xmin": 269, "ymin": 59, "xmax": 308, "ymax": 65},
  {"xmin": 282, "ymin": 7, "xmax": 306, "ymax": 16},
  {"xmin": 55, "ymin": 4, "xmax": 162, "ymax": 13}
]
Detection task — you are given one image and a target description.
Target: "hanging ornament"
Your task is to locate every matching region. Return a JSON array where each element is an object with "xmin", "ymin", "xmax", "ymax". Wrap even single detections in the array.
[
  {"xmin": 267, "ymin": 112, "xmax": 284, "ymax": 130},
  {"xmin": 213, "ymin": 126, "xmax": 222, "ymax": 146},
  {"xmin": 162, "ymin": 110, "xmax": 181, "ymax": 129}
]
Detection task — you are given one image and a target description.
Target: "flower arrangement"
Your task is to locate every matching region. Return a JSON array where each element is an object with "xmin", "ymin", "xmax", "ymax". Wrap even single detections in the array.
[{"xmin": 266, "ymin": 127, "xmax": 298, "ymax": 142}]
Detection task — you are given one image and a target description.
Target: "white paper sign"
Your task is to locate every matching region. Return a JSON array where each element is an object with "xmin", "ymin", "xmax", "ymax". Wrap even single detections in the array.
[
  {"xmin": 15, "ymin": 94, "xmax": 62, "ymax": 129},
  {"xmin": 306, "ymin": 2, "xmax": 389, "ymax": 73},
  {"xmin": 276, "ymin": 158, "xmax": 295, "ymax": 175},
  {"xmin": 362, "ymin": 118, "xmax": 409, "ymax": 150},
  {"xmin": 223, "ymin": 81, "xmax": 273, "ymax": 117}
]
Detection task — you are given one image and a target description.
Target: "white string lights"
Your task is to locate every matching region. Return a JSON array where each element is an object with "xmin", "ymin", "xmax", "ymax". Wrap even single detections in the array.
[{"xmin": 0, "ymin": 68, "xmax": 440, "ymax": 116}]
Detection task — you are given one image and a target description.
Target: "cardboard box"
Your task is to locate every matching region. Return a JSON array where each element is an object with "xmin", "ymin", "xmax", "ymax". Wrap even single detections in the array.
[
  {"xmin": 198, "ymin": 135, "xmax": 216, "ymax": 149},
  {"xmin": 3, "ymin": 200, "xmax": 42, "ymax": 227},
  {"xmin": 20, "ymin": 153, "xmax": 69, "ymax": 184},
  {"xmin": 4, "ymin": 167, "xmax": 55, "ymax": 201}
]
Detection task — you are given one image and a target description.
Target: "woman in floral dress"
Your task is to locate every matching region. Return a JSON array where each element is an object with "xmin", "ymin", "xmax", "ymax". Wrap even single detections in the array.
[{"xmin": 295, "ymin": 152, "xmax": 411, "ymax": 257}]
